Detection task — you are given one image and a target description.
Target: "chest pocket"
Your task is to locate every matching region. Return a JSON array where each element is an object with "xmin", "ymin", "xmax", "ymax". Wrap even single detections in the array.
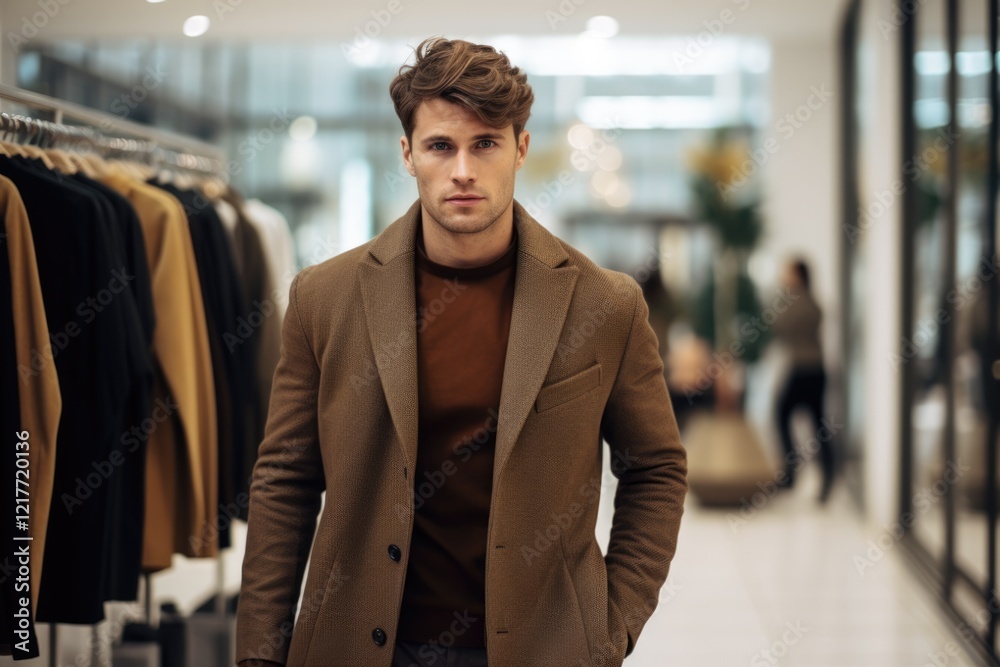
[{"xmin": 535, "ymin": 362, "xmax": 603, "ymax": 413}]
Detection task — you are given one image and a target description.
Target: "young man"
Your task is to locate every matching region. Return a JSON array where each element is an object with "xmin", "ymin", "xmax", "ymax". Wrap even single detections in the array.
[{"xmin": 235, "ymin": 37, "xmax": 687, "ymax": 667}]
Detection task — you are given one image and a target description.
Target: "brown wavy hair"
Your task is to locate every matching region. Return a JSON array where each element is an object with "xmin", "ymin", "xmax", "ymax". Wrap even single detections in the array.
[{"xmin": 389, "ymin": 37, "xmax": 534, "ymax": 143}]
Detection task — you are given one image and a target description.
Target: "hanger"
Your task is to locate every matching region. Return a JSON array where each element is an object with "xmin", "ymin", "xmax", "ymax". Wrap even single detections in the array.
[
  {"xmin": 0, "ymin": 113, "xmax": 10, "ymax": 157},
  {"xmin": 0, "ymin": 114, "xmax": 28, "ymax": 157},
  {"xmin": 39, "ymin": 122, "xmax": 81, "ymax": 175},
  {"xmin": 14, "ymin": 116, "xmax": 58, "ymax": 170}
]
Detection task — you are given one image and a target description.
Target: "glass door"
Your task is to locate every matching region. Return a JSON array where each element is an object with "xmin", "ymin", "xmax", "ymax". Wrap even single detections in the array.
[
  {"xmin": 909, "ymin": 0, "xmax": 952, "ymax": 573},
  {"xmin": 896, "ymin": 0, "xmax": 1000, "ymax": 661}
]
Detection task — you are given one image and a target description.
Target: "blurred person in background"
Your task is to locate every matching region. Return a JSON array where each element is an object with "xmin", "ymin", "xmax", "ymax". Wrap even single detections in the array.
[{"xmin": 771, "ymin": 257, "xmax": 834, "ymax": 503}]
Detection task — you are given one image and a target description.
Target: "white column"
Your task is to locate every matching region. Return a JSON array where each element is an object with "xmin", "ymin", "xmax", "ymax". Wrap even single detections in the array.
[{"xmin": 856, "ymin": 0, "xmax": 904, "ymax": 529}]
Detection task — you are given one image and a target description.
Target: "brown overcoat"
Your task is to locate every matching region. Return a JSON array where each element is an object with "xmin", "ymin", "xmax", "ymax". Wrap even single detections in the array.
[{"xmin": 235, "ymin": 198, "xmax": 688, "ymax": 667}]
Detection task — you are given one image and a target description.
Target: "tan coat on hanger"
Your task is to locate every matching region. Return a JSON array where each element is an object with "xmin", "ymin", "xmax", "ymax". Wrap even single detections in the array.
[
  {"xmin": 101, "ymin": 170, "xmax": 220, "ymax": 569},
  {"xmin": 0, "ymin": 175, "xmax": 61, "ymax": 617},
  {"xmin": 234, "ymin": 199, "xmax": 688, "ymax": 667}
]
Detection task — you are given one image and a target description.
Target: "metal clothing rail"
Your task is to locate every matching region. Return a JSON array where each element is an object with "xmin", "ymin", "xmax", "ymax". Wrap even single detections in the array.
[
  {"xmin": 0, "ymin": 112, "xmax": 226, "ymax": 176},
  {"xmin": 0, "ymin": 82, "xmax": 225, "ymax": 163}
]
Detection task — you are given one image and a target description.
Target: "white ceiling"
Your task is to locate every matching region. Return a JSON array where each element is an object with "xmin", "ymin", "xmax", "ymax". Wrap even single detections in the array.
[{"xmin": 0, "ymin": 0, "xmax": 850, "ymax": 42}]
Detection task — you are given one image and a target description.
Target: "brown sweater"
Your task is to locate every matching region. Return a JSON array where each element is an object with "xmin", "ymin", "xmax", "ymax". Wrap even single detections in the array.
[{"xmin": 394, "ymin": 223, "xmax": 517, "ymax": 648}]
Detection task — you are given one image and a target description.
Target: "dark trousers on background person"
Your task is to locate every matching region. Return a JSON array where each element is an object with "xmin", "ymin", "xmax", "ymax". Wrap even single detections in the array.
[
  {"xmin": 392, "ymin": 640, "xmax": 488, "ymax": 667},
  {"xmin": 776, "ymin": 366, "xmax": 834, "ymax": 496}
]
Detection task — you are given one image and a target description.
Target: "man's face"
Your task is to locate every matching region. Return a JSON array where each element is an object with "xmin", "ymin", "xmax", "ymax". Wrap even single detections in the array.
[{"xmin": 401, "ymin": 97, "xmax": 529, "ymax": 235}]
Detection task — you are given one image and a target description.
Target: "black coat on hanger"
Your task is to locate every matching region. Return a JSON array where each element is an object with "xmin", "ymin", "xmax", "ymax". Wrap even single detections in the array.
[{"xmin": 0, "ymin": 155, "xmax": 154, "ymax": 624}]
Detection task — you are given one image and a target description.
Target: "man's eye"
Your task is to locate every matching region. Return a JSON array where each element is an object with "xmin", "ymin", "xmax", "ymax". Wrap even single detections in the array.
[
  {"xmin": 431, "ymin": 142, "xmax": 450, "ymax": 150},
  {"xmin": 478, "ymin": 140, "xmax": 495, "ymax": 148}
]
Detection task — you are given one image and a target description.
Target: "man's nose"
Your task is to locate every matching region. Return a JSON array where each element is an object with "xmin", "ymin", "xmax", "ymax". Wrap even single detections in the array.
[{"xmin": 451, "ymin": 149, "xmax": 476, "ymax": 183}]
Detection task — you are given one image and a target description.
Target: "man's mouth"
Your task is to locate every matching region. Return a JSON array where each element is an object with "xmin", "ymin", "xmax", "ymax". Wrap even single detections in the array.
[{"xmin": 446, "ymin": 195, "xmax": 484, "ymax": 206}]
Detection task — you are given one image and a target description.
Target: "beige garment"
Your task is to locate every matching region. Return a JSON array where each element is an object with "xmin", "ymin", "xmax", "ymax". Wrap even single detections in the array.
[
  {"xmin": 243, "ymin": 199, "xmax": 296, "ymax": 322},
  {"xmin": 101, "ymin": 170, "xmax": 219, "ymax": 569},
  {"xmin": 241, "ymin": 198, "xmax": 296, "ymax": 440},
  {"xmin": 235, "ymin": 198, "xmax": 688, "ymax": 667},
  {"xmin": 0, "ymin": 175, "xmax": 61, "ymax": 615}
]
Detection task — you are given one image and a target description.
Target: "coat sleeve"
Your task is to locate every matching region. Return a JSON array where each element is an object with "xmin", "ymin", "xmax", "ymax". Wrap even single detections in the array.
[
  {"xmin": 600, "ymin": 277, "xmax": 688, "ymax": 658},
  {"xmin": 235, "ymin": 269, "xmax": 325, "ymax": 666}
]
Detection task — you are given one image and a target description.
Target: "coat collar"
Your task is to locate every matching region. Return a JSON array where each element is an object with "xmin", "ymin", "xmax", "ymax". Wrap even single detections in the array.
[
  {"xmin": 365, "ymin": 197, "xmax": 571, "ymax": 269},
  {"xmin": 358, "ymin": 198, "xmax": 580, "ymax": 487}
]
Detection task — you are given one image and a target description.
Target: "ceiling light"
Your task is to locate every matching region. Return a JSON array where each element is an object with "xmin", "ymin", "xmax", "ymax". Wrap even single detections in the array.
[
  {"xmin": 289, "ymin": 115, "xmax": 318, "ymax": 141},
  {"xmin": 585, "ymin": 16, "xmax": 619, "ymax": 39},
  {"xmin": 183, "ymin": 15, "xmax": 210, "ymax": 37}
]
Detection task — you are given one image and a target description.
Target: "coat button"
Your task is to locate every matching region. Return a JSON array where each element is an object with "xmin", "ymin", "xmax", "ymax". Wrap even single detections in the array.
[
  {"xmin": 388, "ymin": 544, "xmax": 401, "ymax": 562},
  {"xmin": 372, "ymin": 627, "xmax": 387, "ymax": 646}
]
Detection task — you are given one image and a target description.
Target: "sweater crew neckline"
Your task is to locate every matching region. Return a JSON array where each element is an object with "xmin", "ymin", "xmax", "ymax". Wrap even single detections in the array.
[{"xmin": 415, "ymin": 225, "xmax": 517, "ymax": 280}]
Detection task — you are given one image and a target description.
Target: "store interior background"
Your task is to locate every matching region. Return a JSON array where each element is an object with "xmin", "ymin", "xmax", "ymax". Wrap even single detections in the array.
[{"xmin": 1, "ymin": 0, "xmax": 998, "ymax": 665}]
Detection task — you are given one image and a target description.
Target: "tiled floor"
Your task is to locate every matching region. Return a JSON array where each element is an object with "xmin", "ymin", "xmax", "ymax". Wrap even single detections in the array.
[{"xmin": 594, "ymin": 464, "xmax": 986, "ymax": 667}]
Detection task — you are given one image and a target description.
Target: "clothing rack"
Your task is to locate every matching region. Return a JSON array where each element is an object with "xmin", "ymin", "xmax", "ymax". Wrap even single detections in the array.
[
  {"xmin": 0, "ymin": 82, "xmax": 225, "ymax": 166},
  {"xmin": 0, "ymin": 82, "xmax": 232, "ymax": 666}
]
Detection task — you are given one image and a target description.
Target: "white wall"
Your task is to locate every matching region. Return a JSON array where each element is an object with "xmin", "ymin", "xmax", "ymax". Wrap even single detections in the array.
[{"xmin": 760, "ymin": 37, "xmax": 840, "ymax": 369}]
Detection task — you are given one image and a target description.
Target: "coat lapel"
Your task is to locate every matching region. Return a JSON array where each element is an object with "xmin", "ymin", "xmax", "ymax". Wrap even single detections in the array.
[{"xmin": 358, "ymin": 198, "xmax": 580, "ymax": 482}]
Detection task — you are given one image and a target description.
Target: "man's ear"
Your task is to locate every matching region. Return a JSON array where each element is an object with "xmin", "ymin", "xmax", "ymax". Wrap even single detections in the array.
[
  {"xmin": 401, "ymin": 134, "xmax": 416, "ymax": 176},
  {"xmin": 515, "ymin": 130, "xmax": 530, "ymax": 171}
]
